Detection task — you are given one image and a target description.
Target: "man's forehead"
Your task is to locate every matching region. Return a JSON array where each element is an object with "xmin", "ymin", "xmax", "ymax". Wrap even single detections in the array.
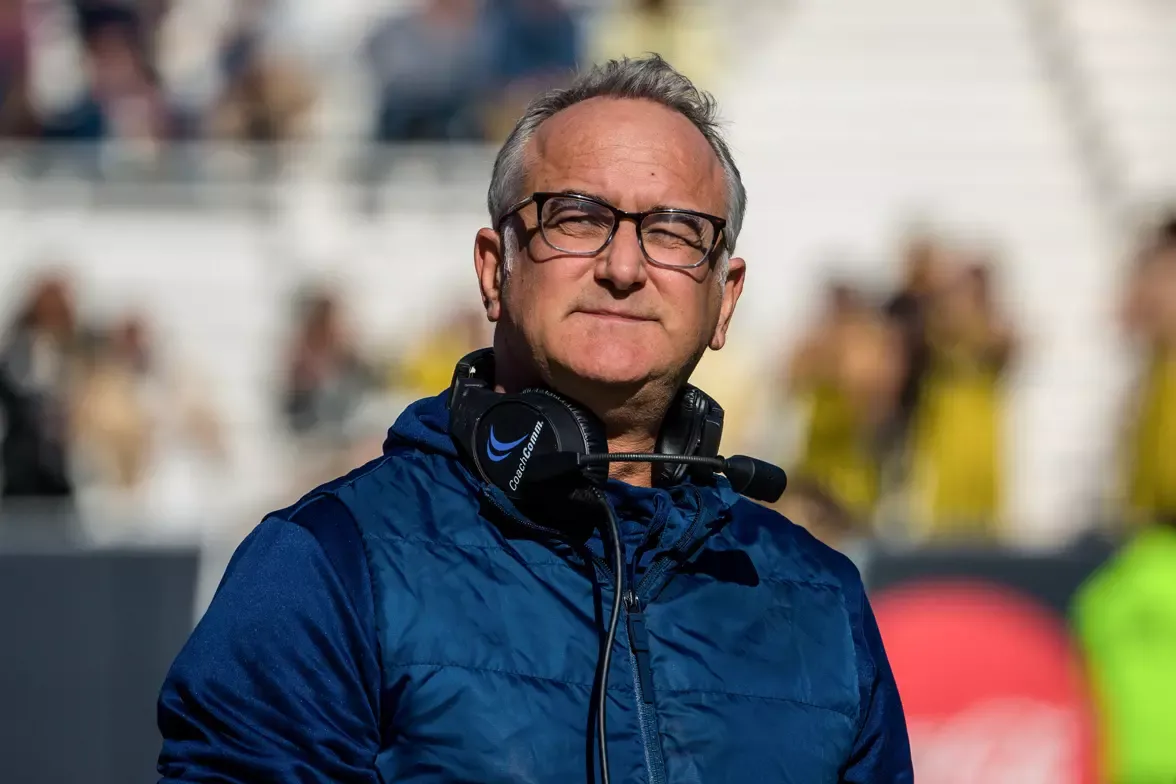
[{"xmin": 526, "ymin": 97, "xmax": 726, "ymax": 211}]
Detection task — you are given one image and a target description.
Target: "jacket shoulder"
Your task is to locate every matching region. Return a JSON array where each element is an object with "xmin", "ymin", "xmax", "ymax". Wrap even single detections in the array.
[
  {"xmin": 275, "ymin": 447, "xmax": 485, "ymax": 542},
  {"xmin": 724, "ymin": 496, "xmax": 865, "ymax": 594}
]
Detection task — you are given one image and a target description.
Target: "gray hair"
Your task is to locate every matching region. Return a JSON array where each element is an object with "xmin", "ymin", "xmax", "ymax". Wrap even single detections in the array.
[{"xmin": 488, "ymin": 55, "xmax": 747, "ymax": 267}]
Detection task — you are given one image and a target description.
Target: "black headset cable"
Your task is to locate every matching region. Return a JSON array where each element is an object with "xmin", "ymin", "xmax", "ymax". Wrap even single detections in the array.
[{"xmin": 592, "ymin": 487, "xmax": 624, "ymax": 784}]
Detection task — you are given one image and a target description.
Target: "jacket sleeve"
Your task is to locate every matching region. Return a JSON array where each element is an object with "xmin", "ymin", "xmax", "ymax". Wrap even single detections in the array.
[
  {"xmin": 840, "ymin": 586, "xmax": 914, "ymax": 783},
  {"xmin": 157, "ymin": 496, "xmax": 382, "ymax": 783}
]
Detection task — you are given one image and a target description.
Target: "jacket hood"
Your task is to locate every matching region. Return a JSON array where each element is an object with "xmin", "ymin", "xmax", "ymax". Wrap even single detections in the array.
[{"xmin": 383, "ymin": 391, "xmax": 459, "ymax": 459}]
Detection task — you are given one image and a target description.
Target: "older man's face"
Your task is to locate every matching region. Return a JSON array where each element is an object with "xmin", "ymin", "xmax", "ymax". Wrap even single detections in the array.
[{"xmin": 478, "ymin": 97, "xmax": 745, "ymax": 397}]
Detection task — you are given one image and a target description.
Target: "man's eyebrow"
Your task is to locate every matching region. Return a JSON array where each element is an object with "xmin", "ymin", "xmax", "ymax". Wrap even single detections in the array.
[
  {"xmin": 649, "ymin": 202, "xmax": 703, "ymax": 213},
  {"xmin": 553, "ymin": 188, "xmax": 610, "ymax": 203},
  {"xmin": 554, "ymin": 190, "xmax": 709, "ymax": 214}
]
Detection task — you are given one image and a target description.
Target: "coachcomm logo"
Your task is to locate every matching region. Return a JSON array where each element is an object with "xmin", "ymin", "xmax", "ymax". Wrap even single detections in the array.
[
  {"xmin": 485, "ymin": 422, "xmax": 546, "ymax": 491},
  {"xmin": 485, "ymin": 427, "xmax": 528, "ymax": 462}
]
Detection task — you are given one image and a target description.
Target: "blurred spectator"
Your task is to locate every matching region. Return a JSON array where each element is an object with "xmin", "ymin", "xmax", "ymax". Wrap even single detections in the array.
[
  {"xmin": 206, "ymin": 53, "xmax": 316, "ymax": 144},
  {"xmin": 483, "ymin": 0, "xmax": 580, "ymax": 140},
  {"xmin": 73, "ymin": 1, "xmax": 170, "ymax": 61},
  {"xmin": 71, "ymin": 317, "xmax": 152, "ymax": 493},
  {"xmin": 280, "ymin": 287, "xmax": 383, "ymax": 499},
  {"xmin": 0, "ymin": 0, "xmax": 38, "ymax": 138},
  {"xmin": 1119, "ymin": 217, "xmax": 1176, "ymax": 527},
  {"xmin": 205, "ymin": 0, "xmax": 316, "ymax": 144},
  {"xmin": 0, "ymin": 273, "xmax": 80, "ymax": 502},
  {"xmin": 785, "ymin": 280, "xmax": 904, "ymax": 524},
  {"xmin": 71, "ymin": 313, "xmax": 227, "ymax": 527},
  {"xmin": 41, "ymin": 5, "xmax": 185, "ymax": 157},
  {"xmin": 686, "ymin": 346, "xmax": 761, "ymax": 459},
  {"xmin": 394, "ymin": 305, "xmax": 490, "ymax": 398},
  {"xmin": 882, "ymin": 232, "xmax": 948, "ymax": 473},
  {"xmin": 363, "ymin": 0, "xmax": 492, "ymax": 143},
  {"xmin": 589, "ymin": 0, "xmax": 722, "ymax": 92},
  {"xmin": 282, "ymin": 286, "xmax": 379, "ymax": 442},
  {"xmin": 908, "ymin": 256, "xmax": 1016, "ymax": 540}
]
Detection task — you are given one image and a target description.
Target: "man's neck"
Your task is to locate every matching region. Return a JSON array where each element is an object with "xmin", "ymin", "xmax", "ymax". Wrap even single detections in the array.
[
  {"xmin": 593, "ymin": 387, "xmax": 675, "ymax": 487},
  {"xmin": 605, "ymin": 430, "xmax": 658, "ymax": 486}
]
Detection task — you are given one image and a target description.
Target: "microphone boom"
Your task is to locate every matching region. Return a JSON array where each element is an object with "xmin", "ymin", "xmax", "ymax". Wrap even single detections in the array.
[{"xmin": 529, "ymin": 452, "xmax": 787, "ymax": 503}]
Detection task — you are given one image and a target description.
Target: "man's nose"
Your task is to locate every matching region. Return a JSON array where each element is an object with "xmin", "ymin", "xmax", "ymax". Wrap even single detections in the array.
[{"xmin": 595, "ymin": 220, "xmax": 648, "ymax": 291}]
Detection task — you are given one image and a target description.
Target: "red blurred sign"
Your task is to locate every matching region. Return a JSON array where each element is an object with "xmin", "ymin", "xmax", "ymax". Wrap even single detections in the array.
[{"xmin": 873, "ymin": 580, "xmax": 1099, "ymax": 784}]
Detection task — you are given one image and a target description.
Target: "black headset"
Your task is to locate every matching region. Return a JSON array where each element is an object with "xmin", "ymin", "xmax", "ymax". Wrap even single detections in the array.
[{"xmin": 447, "ymin": 347, "xmax": 737, "ymax": 500}]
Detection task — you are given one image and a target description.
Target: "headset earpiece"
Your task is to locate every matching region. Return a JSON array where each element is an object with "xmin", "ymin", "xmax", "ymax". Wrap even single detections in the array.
[
  {"xmin": 471, "ymin": 389, "xmax": 607, "ymax": 499},
  {"xmin": 448, "ymin": 350, "xmax": 609, "ymax": 500},
  {"xmin": 653, "ymin": 385, "xmax": 725, "ymax": 487}
]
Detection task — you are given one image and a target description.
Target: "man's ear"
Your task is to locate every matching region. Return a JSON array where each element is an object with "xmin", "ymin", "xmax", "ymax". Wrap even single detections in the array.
[
  {"xmin": 474, "ymin": 228, "xmax": 506, "ymax": 322},
  {"xmin": 710, "ymin": 256, "xmax": 746, "ymax": 351}
]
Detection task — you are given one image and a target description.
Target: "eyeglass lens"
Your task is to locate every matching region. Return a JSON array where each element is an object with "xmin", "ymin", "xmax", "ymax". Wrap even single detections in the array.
[{"xmin": 539, "ymin": 196, "xmax": 715, "ymax": 267}]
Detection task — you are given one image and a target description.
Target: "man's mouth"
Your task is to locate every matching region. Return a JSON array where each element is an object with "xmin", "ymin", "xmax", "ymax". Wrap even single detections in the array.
[{"xmin": 576, "ymin": 308, "xmax": 655, "ymax": 322}]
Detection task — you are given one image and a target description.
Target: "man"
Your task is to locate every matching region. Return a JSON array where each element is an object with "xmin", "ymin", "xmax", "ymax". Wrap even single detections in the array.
[{"xmin": 157, "ymin": 55, "xmax": 913, "ymax": 783}]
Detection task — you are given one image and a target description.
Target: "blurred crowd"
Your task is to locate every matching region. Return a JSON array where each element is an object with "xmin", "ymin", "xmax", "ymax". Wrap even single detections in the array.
[
  {"xmin": 278, "ymin": 282, "xmax": 492, "ymax": 497},
  {"xmin": 778, "ymin": 232, "xmax": 1017, "ymax": 547},
  {"xmin": 0, "ymin": 0, "xmax": 732, "ymax": 536},
  {"xmin": 0, "ymin": 266, "xmax": 496, "ymax": 540},
  {"xmin": 0, "ymin": 0, "xmax": 721, "ymax": 153},
  {"xmin": 4, "ymin": 216, "xmax": 1176, "ymax": 553},
  {"xmin": 0, "ymin": 273, "xmax": 228, "ymax": 537},
  {"xmin": 775, "ymin": 216, "xmax": 1176, "ymax": 553}
]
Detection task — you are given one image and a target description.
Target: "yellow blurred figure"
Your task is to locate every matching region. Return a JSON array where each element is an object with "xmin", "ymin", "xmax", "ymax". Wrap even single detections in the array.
[
  {"xmin": 908, "ymin": 262, "xmax": 1014, "ymax": 539},
  {"xmin": 1127, "ymin": 350, "xmax": 1176, "ymax": 519},
  {"xmin": 788, "ymin": 284, "xmax": 903, "ymax": 523},
  {"xmin": 396, "ymin": 308, "xmax": 490, "ymax": 398},
  {"xmin": 397, "ymin": 335, "xmax": 474, "ymax": 398},
  {"xmin": 688, "ymin": 346, "xmax": 762, "ymax": 457},
  {"xmin": 1121, "ymin": 230, "xmax": 1176, "ymax": 524},
  {"xmin": 795, "ymin": 386, "xmax": 879, "ymax": 522}
]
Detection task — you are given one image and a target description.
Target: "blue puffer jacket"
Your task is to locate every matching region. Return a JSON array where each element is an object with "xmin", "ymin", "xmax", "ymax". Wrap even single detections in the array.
[{"xmin": 157, "ymin": 392, "xmax": 912, "ymax": 783}]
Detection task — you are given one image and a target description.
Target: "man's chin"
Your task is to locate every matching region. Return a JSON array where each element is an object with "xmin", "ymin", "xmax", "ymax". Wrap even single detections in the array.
[{"xmin": 547, "ymin": 354, "xmax": 654, "ymax": 397}]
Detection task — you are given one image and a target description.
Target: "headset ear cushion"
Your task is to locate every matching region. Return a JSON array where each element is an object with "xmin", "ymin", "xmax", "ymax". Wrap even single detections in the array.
[
  {"xmin": 653, "ymin": 386, "xmax": 702, "ymax": 485},
  {"xmin": 653, "ymin": 385, "xmax": 724, "ymax": 487},
  {"xmin": 518, "ymin": 388, "xmax": 609, "ymax": 483},
  {"xmin": 562, "ymin": 398, "xmax": 609, "ymax": 457}
]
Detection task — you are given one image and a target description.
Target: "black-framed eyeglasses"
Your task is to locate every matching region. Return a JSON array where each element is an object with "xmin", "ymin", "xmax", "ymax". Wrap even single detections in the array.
[{"xmin": 495, "ymin": 191, "xmax": 728, "ymax": 270}]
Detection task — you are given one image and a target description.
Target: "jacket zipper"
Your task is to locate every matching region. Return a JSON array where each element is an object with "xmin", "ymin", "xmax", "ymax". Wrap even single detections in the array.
[
  {"xmin": 622, "ymin": 486, "xmax": 711, "ymax": 784},
  {"xmin": 626, "ymin": 589, "xmax": 667, "ymax": 784}
]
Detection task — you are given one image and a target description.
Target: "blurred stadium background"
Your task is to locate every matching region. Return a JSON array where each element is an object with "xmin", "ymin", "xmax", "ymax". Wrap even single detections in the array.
[{"xmin": 2, "ymin": 0, "xmax": 1176, "ymax": 782}]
